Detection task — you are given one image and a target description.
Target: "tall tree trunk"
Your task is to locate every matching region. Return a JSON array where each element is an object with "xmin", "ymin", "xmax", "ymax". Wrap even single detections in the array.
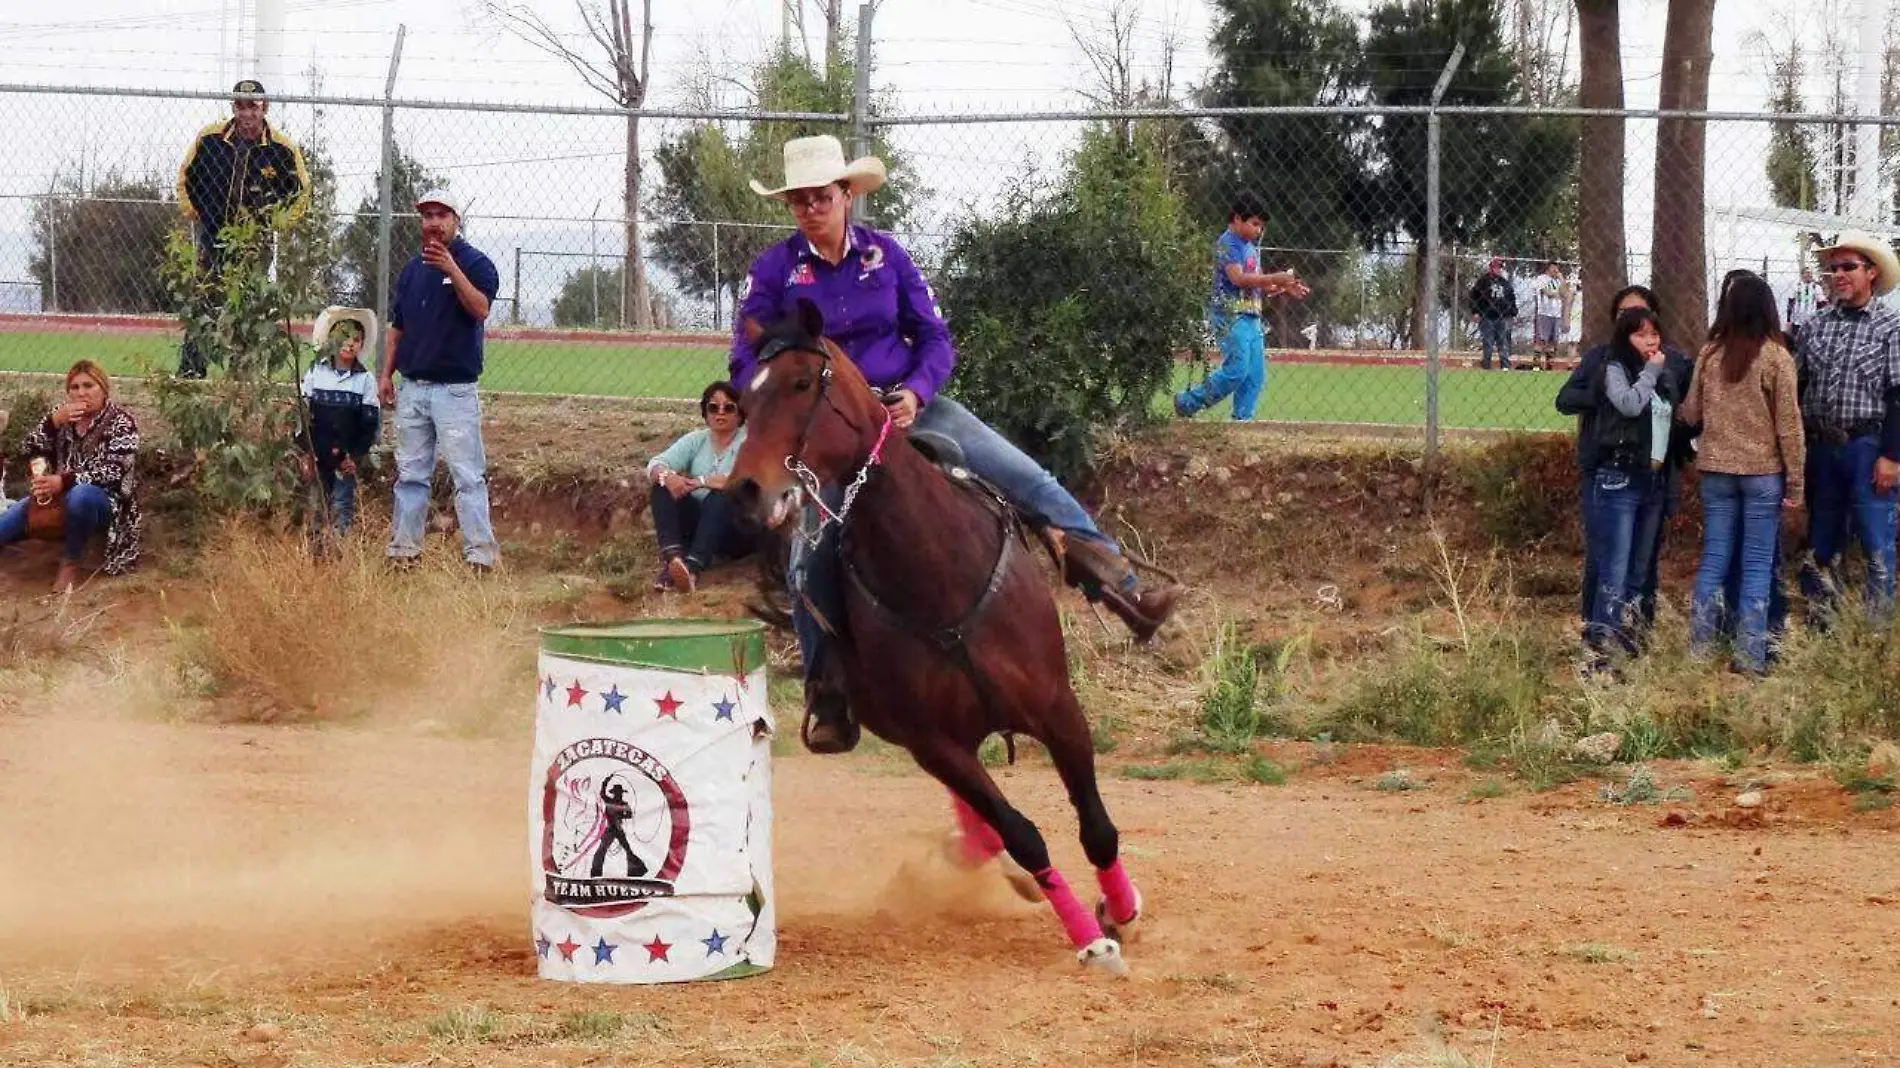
[
  {"xmin": 624, "ymin": 113, "xmax": 652, "ymax": 329},
  {"xmin": 824, "ymin": 0, "xmax": 844, "ymax": 80},
  {"xmin": 1576, "ymin": 0, "xmax": 1626, "ymax": 350},
  {"xmin": 1651, "ymin": 0, "xmax": 1717, "ymax": 348}
]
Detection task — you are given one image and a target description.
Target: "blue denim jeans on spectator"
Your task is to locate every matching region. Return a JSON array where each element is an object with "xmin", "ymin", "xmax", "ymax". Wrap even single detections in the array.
[
  {"xmin": 388, "ymin": 380, "xmax": 498, "ymax": 566},
  {"xmin": 0, "ymin": 482, "xmax": 113, "ymax": 561},
  {"xmin": 1692, "ymin": 472, "xmax": 1784, "ymax": 672},
  {"xmin": 1586, "ymin": 466, "xmax": 1667, "ymax": 655},
  {"xmin": 311, "ymin": 468, "xmax": 358, "ymax": 538},
  {"xmin": 1176, "ymin": 315, "xmax": 1266, "ymax": 420},
  {"xmin": 1800, "ymin": 434, "xmax": 1897, "ymax": 613},
  {"xmin": 788, "ymin": 394, "xmax": 1125, "ymax": 683},
  {"xmin": 1478, "ymin": 316, "xmax": 1512, "ymax": 370}
]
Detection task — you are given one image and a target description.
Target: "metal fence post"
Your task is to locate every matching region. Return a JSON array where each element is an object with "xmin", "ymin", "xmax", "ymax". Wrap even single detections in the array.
[
  {"xmin": 1423, "ymin": 44, "xmax": 1464, "ymax": 468},
  {"xmin": 46, "ymin": 196, "xmax": 58, "ymax": 313},
  {"xmin": 851, "ymin": 4, "xmax": 872, "ymax": 224},
  {"xmin": 375, "ymin": 25, "xmax": 406, "ymax": 348},
  {"xmin": 711, "ymin": 221, "xmax": 722, "ymax": 328},
  {"xmin": 511, "ymin": 246, "xmax": 522, "ymax": 324}
]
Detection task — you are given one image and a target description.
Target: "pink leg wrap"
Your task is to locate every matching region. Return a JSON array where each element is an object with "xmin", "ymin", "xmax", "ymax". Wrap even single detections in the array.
[
  {"xmin": 1035, "ymin": 867, "xmax": 1104, "ymax": 948},
  {"xmin": 1096, "ymin": 858, "xmax": 1140, "ymax": 925},
  {"xmin": 950, "ymin": 796, "xmax": 1005, "ymax": 866}
]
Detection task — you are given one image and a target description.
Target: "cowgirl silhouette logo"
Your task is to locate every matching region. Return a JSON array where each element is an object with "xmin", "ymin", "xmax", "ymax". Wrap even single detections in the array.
[{"xmin": 539, "ymin": 737, "xmax": 693, "ymax": 918}]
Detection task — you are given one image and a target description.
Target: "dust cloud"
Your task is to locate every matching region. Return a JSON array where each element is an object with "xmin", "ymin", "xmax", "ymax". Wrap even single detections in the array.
[{"xmin": 0, "ymin": 665, "xmax": 528, "ymax": 974}]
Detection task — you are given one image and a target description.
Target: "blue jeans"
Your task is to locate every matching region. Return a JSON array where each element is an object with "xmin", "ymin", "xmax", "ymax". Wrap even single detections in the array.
[
  {"xmin": 1692, "ymin": 472, "xmax": 1784, "ymax": 671},
  {"xmin": 311, "ymin": 467, "xmax": 357, "ymax": 537},
  {"xmin": 1800, "ymin": 435, "xmax": 1897, "ymax": 612},
  {"xmin": 1585, "ymin": 467, "xmax": 1667, "ymax": 654},
  {"xmin": 388, "ymin": 380, "xmax": 498, "ymax": 566},
  {"xmin": 1478, "ymin": 316, "xmax": 1512, "ymax": 369},
  {"xmin": 1177, "ymin": 315, "xmax": 1266, "ymax": 420},
  {"xmin": 0, "ymin": 482, "xmax": 113, "ymax": 561},
  {"xmin": 789, "ymin": 394, "xmax": 1122, "ymax": 683}
]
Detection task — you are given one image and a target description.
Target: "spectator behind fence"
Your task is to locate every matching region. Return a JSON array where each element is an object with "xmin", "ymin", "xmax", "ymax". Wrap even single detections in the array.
[
  {"xmin": 1679, "ymin": 273, "xmax": 1804, "ymax": 675},
  {"xmin": 1467, "ymin": 257, "xmax": 1517, "ymax": 371},
  {"xmin": 299, "ymin": 321, "xmax": 380, "ymax": 541},
  {"xmin": 1556, "ymin": 284, "xmax": 1692, "ymax": 637},
  {"xmin": 174, "ymin": 78, "xmax": 309, "ymax": 379},
  {"xmin": 644, "ymin": 381, "xmax": 753, "ymax": 593},
  {"xmin": 1795, "ymin": 232, "xmax": 1900, "ymax": 617},
  {"xmin": 731, "ymin": 133, "xmax": 1183, "ymax": 754},
  {"xmin": 377, "ymin": 189, "xmax": 502, "ymax": 573},
  {"xmin": 1528, "ymin": 261, "xmax": 1567, "ymax": 371},
  {"xmin": 0, "ymin": 361, "xmax": 142, "ymax": 591},
  {"xmin": 1173, "ymin": 195, "xmax": 1310, "ymax": 421},
  {"xmin": 1578, "ymin": 307, "xmax": 1685, "ymax": 668},
  {"xmin": 1786, "ymin": 266, "xmax": 1828, "ymax": 339}
]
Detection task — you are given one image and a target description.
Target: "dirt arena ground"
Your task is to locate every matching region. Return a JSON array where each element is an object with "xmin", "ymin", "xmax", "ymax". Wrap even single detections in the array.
[{"xmin": 2, "ymin": 689, "xmax": 1896, "ymax": 1068}]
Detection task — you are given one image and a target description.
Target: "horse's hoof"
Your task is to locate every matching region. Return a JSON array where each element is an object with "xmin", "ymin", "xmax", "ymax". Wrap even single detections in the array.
[
  {"xmin": 1001, "ymin": 857, "xmax": 1045, "ymax": 903},
  {"xmin": 1077, "ymin": 937, "xmax": 1128, "ymax": 977},
  {"xmin": 1095, "ymin": 893, "xmax": 1143, "ymax": 945}
]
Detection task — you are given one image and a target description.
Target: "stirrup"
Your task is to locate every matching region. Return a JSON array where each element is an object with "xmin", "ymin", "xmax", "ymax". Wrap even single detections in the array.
[{"xmin": 800, "ymin": 697, "xmax": 860, "ymax": 755}]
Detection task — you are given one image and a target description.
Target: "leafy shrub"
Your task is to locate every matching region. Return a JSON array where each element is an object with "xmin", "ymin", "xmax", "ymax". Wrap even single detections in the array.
[
  {"xmin": 938, "ymin": 125, "xmax": 1205, "ymax": 481},
  {"xmin": 1449, "ymin": 433, "xmax": 1580, "ymax": 548}
]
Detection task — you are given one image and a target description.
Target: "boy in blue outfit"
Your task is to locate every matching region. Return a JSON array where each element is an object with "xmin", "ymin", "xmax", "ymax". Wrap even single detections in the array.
[
  {"xmin": 299, "ymin": 321, "xmax": 380, "ymax": 538},
  {"xmin": 1175, "ymin": 196, "xmax": 1310, "ymax": 420}
]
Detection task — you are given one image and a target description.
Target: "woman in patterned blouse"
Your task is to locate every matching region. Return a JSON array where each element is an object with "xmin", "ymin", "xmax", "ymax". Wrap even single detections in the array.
[{"xmin": 0, "ymin": 360, "xmax": 142, "ymax": 590}]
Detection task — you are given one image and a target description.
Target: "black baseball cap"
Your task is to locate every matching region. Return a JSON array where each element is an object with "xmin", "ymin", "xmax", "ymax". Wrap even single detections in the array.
[{"xmin": 232, "ymin": 79, "xmax": 266, "ymax": 96}]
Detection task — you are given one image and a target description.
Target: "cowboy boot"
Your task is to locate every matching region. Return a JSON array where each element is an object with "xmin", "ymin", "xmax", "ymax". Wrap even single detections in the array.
[
  {"xmin": 801, "ymin": 677, "xmax": 860, "ymax": 754},
  {"xmin": 1059, "ymin": 535, "xmax": 1182, "ymax": 644}
]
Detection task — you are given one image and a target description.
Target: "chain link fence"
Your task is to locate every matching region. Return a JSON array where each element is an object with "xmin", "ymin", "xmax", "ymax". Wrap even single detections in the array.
[{"xmin": 1, "ymin": 80, "xmax": 1896, "ymax": 440}]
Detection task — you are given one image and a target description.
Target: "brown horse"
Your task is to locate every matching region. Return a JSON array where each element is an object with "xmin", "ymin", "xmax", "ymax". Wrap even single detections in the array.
[{"xmin": 727, "ymin": 302, "xmax": 1143, "ymax": 975}]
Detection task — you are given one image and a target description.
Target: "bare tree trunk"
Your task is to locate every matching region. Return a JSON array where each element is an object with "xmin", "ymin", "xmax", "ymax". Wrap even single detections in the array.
[
  {"xmin": 624, "ymin": 113, "xmax": 651, "ymax": 329},
  {"xmin": 824, "ymin": 0, "xmax": 843, "ymax": 80},
  {"xmin": 1652, "ymin": 0, "xmax": 1717, "ymax": 348},
  {"xmin": 1576, "ymin": 0, "xmax": 1626, "ymax": 350}
]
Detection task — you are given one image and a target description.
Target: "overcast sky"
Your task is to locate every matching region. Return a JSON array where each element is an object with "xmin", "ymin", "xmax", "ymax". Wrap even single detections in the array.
[{"xmin": 0, "ymin": 0, "xmax": 1891, "ymax": 321}]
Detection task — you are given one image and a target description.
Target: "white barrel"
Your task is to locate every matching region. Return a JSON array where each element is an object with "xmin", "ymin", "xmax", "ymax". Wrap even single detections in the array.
[{"xmin": 529, "ymin": 619, "xmax": 774, "ymax": 983}]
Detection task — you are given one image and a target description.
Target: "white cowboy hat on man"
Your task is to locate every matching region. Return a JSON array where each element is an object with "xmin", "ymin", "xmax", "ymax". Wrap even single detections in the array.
[
  {"xmin": 1815, "ymin": 231, "xmax": 1900, "ymax": 297},
  {"xmin": 750, "ymin": 135, "xmax": 886, "ymax": 199}
]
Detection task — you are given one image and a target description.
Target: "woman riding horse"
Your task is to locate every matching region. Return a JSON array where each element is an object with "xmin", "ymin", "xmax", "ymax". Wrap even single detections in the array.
[{"xmin": 731, "ymin": 135, "xmax": 1184, "ymax": 754}]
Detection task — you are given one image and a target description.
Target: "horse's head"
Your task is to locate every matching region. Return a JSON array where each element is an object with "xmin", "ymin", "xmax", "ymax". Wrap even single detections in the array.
[{"xmin": 729, "ymin": 299, "xmax": 888, "ymax": 530}]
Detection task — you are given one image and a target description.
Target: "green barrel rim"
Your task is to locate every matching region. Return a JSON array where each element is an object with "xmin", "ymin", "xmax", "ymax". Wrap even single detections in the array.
[{"xmin": 538, "ymin": 618, "xmax": 768, "ymax": 674}]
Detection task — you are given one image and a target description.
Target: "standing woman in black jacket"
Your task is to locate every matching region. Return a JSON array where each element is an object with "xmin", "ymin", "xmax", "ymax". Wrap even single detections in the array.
[
  {"xmin": 1556, "ymin": 285, "xmax": 1692, "ymax": 637},
  {"xmin": 1582, "ymin": 307, "xmax": 1685, "ymax": 664}
]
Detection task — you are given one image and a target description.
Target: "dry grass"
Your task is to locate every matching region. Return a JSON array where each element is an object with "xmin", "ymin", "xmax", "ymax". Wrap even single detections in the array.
[{"xmin": 165, "ymin": 521, "xmax": 535, "ymax": 729}]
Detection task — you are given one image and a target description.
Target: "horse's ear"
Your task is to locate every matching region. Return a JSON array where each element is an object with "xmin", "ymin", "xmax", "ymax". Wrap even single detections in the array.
[
  {"xmin": 742, "ymin": 318, "xmax": 764, "ymax": 345},
  {"xmin": 795, "ymin": 297, "xmax": 824, "ymax": 341}
]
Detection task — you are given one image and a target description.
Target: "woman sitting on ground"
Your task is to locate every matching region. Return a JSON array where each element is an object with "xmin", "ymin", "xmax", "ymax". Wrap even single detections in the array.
[
  {"xmin": 0, "ymin": 359, "xmax": 143, "ymax": 589},
  {"xmin": 645, "ymin": 380, "xmax": 752, "ymax": 592}
]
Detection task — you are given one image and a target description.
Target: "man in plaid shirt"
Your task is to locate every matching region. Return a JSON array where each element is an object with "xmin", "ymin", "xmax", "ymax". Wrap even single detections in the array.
[{"xmin": 1796, "ymin": 232, "xmax": 1900, "ymax": 611}]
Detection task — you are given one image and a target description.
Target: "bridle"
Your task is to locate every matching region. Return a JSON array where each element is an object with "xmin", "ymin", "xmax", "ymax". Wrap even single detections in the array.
[{"xmin": 753, "ymin": 335, "xmax": 893, "ymax": 549}]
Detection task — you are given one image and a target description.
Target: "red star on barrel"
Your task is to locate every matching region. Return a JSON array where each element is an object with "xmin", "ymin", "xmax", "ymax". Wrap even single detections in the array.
[
  {"xmin": 555, "ymin": 936, "xmax": 582, "ymax": 962},
  {"xmin": 642, "ymin": 934, "xmax": 672, "ymax": 962},
  {"xmin": 565, "ymin": 681, "xmax": 588, "ymax": 708},
  {"xmin": 654, "ymin": 690, "xmax": 682, "ymax": 719}
]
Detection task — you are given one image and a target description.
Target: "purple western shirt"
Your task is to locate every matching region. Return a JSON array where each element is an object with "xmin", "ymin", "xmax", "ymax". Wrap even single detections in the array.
[{"xmin": 729, "ymin": 226, "xmax": 954, "ymax": 405}]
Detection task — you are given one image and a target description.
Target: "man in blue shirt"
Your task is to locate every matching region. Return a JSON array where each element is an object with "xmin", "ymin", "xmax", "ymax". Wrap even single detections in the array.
[
  {"xmin": 376, "ymin": 189, "xmax": 502, "ymax": 571},
  {"xmin": 1174, "ymin": 196, "xmax": 1309, "ymax": 420}
]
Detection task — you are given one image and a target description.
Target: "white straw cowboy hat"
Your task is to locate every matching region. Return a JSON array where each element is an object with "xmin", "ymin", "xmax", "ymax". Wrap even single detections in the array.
[
  {"xmin": 750, "ymin": 135, "xmax": 886, "ymax": 199},
  {"xmin": 1815, "ymin": 231, "xmax": 1900, "ymax": 297}
]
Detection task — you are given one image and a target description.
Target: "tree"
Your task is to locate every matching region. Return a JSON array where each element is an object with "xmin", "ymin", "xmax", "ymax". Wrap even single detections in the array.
[
  {"xmin": 27, "ymin": 171, "xmax": 174, "ymax": 314},
  {"xmin": 1651, "ymin": 0, "xmax": 1717, "ymax": 348},
  {"xmin": 939, "ymin": 125, "xmax": 1203, "ymax": 480},
  {"xmin": 553, "ymin": 264, "xmax": 626, "ymax": 328},
  {"xmin": 1575, "ymin": 0, "xmax": 1626, "ymax": 350},
  {"xmin": 1508, "ymin": 0, "xmax": 1576, "ymax": 107},
  {"xmin": 650, "ymin": 47, "xmax": 918, "ymax": 317},
  {"xmin": 1763, "ymin": 37, "xmax": 1820, "ymax": 212},
  {"xmin": 336, "ymin": 147, "xmax": 447, "ymax": 312},
  {"xmin": 487, "ymin": 1, "xmax": 654, "ymax": 329},
  {"xmin": 1201, "ymin": 0, "xmax": 1371, "ymax": 310},
  {"xmin": 1358, "ymin": 0, "xmax": 1577, "ymax": 344}
]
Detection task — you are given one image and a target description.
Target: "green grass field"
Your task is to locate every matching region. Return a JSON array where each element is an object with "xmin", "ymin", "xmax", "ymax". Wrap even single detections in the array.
[{"xmin": 0, "ymin": 331, "xmax": 1571, "ymax": 432}]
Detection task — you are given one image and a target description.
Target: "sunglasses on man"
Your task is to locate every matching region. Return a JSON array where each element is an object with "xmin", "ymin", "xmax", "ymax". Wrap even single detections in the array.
[{"xmin": 1821, "ymin": 260, "xmax": 1874, "ymax": 274}]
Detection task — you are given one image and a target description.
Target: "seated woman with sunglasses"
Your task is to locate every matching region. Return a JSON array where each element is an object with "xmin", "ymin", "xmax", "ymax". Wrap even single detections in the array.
[
  {"xmin": 731, "ymin": 135, "xmax": 1184, "ymax": 753},
  {"xmin": 644, "ymin": 381, "xmax": 752, "ymax": 593}
]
